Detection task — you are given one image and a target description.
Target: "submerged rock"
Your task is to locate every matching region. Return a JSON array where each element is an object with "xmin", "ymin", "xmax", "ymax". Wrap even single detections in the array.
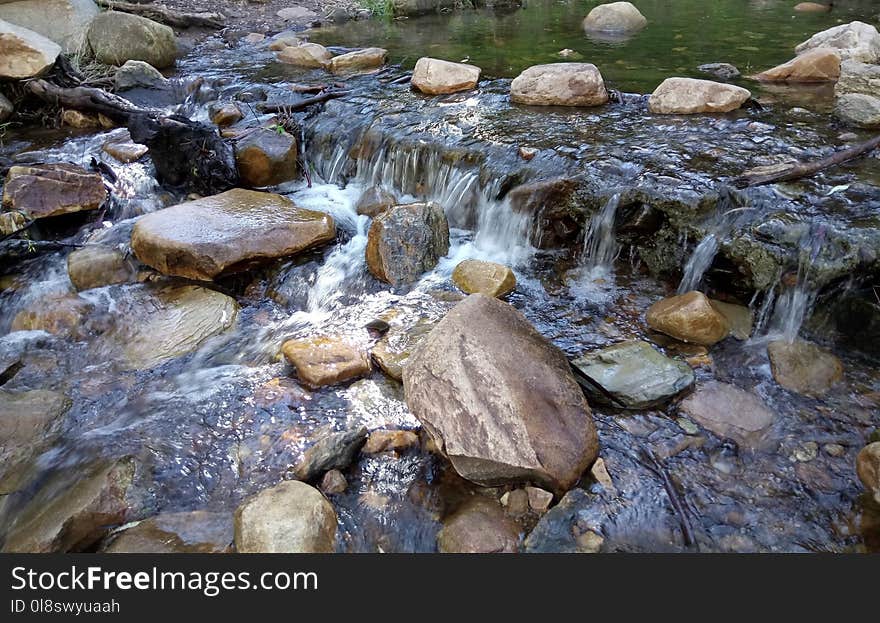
[
  {"xmin": 697, "ymin": 63, "xmax": 740, "ymax": 80},
  {"xmin": 767, "ymin": 340, "xmax": 843, "ymax": 397},
  {"xmin": 355, "ymin": 185, "xmax": 397, "ymax": 217},
  {"xmin": 403, "ymin": 294, "xmax": 599, "ymax": 492},
  {"xmin": 709, "ymin": 300, "xmax": 753, "ymax": 340},
  {"xmin": 452, "ymin": 259, "xmax": 516, "ymax": 297},
  {"xmin": 282, "ymin": 336, "xmax": 371, "ymax": 389},
  {"xmin": 365, "ymin": 202, "xmax": 449, "ymax": 285},
  {"xmin": 648, "ymin": 77, "xmax": 751, "ymax": 114},
  {"xmin": 0, "ymin": 0, "xmax": 98, "ymax": 53},
  {"xmin": 131, "ymin": 189, "xmax": 335, "ymax": 281},
  {"xmin": 114, "ymin": 60, "xmax": 169, "ymax": 91},
  {"xmin": 510, "ymin": 63, "xmax": 609, "ymax": 107},
  {"xmin": 795, "ymin": 21, "xmax": 880, "ymax": 63},
  {"xmin": 276, "ymin": 42, "xmax": 331, "ymax": 68},
  {"xmin": 371, "ymin": 320, "xmax": 434, "ymax": 381},
  {"xmin": 856, "ymin": 442, "xmax": 880, "ymax": 504},
  {"xmin": 67, "ymin": 219, "xmax": 144, "ymax": 291},
  {"xmin": 582, "ymin": 2, "xmax": 647, "ymax": 33},
  {"xmin": 362, "ymin": 429, "xmax": 420, "ymax": 454},
  {"xmin": 11, "ymin": 294, "xmax": 92, "ymax": 338},
  {"xmin": 438, "ymin": 497, "xmax": 520, "ymax": 553},
  {"xmin": 328, "ymin": 47, "xmax": 387, "ymax": 74},
  {"xmin": 835, "ymin": 60, "xmax": 880, "ymax": 97},
  {"xmin": 571, "ymin": 340, "xmax": 695, "ymax": 409},
  {"xmin": 411, "ymin": 57, "xmax": 481, "ymax": 95},
  {"xmin": 678, "ymin": 381, "xmax": 774, "ymax": 449},
  {"xmin": 209, "ymin": 102, "xmax": 243, "ymax": 127},
  {"xmin": 234, "ymin": 480, "xmax": 337, "ymax": 553},
  {"xmin": 292, "ymin": 426, "xmax": 368, "ymax": 481},
  {"xmin": 753, "ymin": 48, "xmax": 841, "ymax": 83},
  {"xmin": 834, "ymin": 93, "xmax": 880, "ymax": 129},
  {"xmin": 234, "ymin": 127, "xmax": 299, "ymax": 187},
  {"xmin": 104, "ymin": 511, "xmax": 233, "ymax": 554},
  {"xmin": 2, "ymin": 457, "xmax": 137, "ymax": 553},
  {"xmin": 0, "ymin": 389, "xmax": 71, "ymax": 495},
  {"xmin": 0, "ymin": 18, "xmax": 61, "ymax": 79},
  {"xmin": 646, "ymin": 291, "xmax": 730, "ymax": 346},
  {"xmin": 87, "ymin": 12, "xmax": 178, "ymax": 69},
  {"xmin": 102, "ymin": 139, "xmax": 148, "ymax": 163},
  {"xmin": 794, "ymin": 2, "xmax": 832, "ymax": 12}
]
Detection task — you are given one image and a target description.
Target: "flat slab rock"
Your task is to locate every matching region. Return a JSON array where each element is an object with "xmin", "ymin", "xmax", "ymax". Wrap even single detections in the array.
[
  {"xmin": 2, "ymin": 163, "xmax": 107, "ymax": 224},
  {"xmin": 571, "ymin": 340, "xmax": 695, "ymax": 409},
  {"xmin": 103, "ymin": 511, "xmax": 233, "ymax": 553},
  {"xmin": 678, "ymin": 381, "xmax": 775, "ymax": 449},
  {"xmin": 282, "ymin": 336, "xmax": 371, "ymax": 389},
  {"xmin": 131, "ymin": 188, "xmax": 336, "ymax": 281},
  {"xmin": 767, "ymin": 340, "xmax": 843, "ymax": 397}
]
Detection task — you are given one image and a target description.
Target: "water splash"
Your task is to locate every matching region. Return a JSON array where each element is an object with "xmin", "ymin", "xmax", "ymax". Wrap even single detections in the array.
[
  {"xmin": 678, "ymin": 232, "xmax": 720, "ymax": 294},
  {"xmin": 580, "ymin": 193, "xmax": 621, "ymax": 278}
]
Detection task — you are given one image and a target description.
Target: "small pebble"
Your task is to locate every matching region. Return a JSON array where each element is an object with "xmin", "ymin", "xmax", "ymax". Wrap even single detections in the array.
[{"xmin": 793, "ymin": 441, "xmax": 819, "ymax": 463}]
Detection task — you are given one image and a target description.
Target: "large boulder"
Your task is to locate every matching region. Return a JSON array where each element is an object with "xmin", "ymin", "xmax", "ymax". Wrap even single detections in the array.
[
  {"xmin": 646, "ymin": 291, "xmax": 730, "ymax": 346},
  {"xmin": 857, "ymin": 442, "xmax": 880, "ymax": 505},
  {"xmin": 282, "ymin": 337, "xmax": 371, "ymax": 389},
  {"xmin": 753, "ymin": 48, "xmax": 840, "ymax": 83},
  {"xmin": 234, "ymin": 128, "xmax": 299, "ymax": 187},
  {"xmin": 131, "ymin": 189, "xmax": 335, "ymax": 281},
  {"xmin": 104, "ymin": 511, "xmax": 234, "ymax": 553},
  {"xmin": 1, "ymin": 458, "xmax": 136, "ymax": 553},
  {"xmin": 767, "ymin": 340, "xmax": 843, "ymax": 397},
  {"xmin": 0, "ymin": 19, "xmax": 61, "ymax": 79},
  {"xmin": 411, "ymin": 57, "xmax": 481, "ymax": 95},
  {"xmin": 0, "ymin": 0, "xmax": 98, "ymax": 53},
  {"xmin": 0, "ymin": 389, "xmax": 71, "ymax": 495},
  {"xmin": 582, "ymin": 2, "xmax": 647, "ymax": 33},
  {"xmin": 87, "ymin": 11, "xmax": 177, "ymax": 69},
  {"xmin": 649, "ymin": 78, "xmax": 751, "ymax": 114},
  {"xmin": 234, "ymin": 480, "xmax": 337, "ymax": 553},
  {"xmin": 452, "ymin": 259, "xmax": 516, "ymax": 297},
  {"xmin": 795, "ymin": 21, "xmax": 880, "ymax": 63},
  {"xmin": 366, "ymin": 202, "xmax": 449, "ymax": 285},
  {"xmin": 328, "ymin": 47, "xmax": 387, "ymax": 75},
  {"xmin": 834, "ymin": 93, "xmax": 880, "ymax": 129},
  {"xmin": 835, "ymin": 60, "xmax": 880, "ymax": 97},
  {"xmin": 510, "ymin": 63, "xmax": 608, "ymax": 107},
  {"xmin": 571, "ymin": 340, "xmax": 694, "ymax": 409},
  {"xmin": 437, "ymin": 498, "xmax": 520, "ymax": 553},
  {"xmin": 276, "ymin": 42, "xmax": 331, "ymax": 68},
  {"xmin": 2, "ymin": 163, "xmax": 106, "ymax": 228},
  {"xmin": 403, "ymin": 294, "xmax": 599, "ymax": 492},
  {"xmin": 678, "ymin": 381, "xmax": 774, "ymax": 449}
]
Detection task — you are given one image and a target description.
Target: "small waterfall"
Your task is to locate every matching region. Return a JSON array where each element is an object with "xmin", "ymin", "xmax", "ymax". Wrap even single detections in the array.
[
  {"xmin": 579, "ymin": 193, "xmax": 621, "ymax": 278},
  {"xmin": 678, "ymin": 232, "xmax": 719, "ymax": 294}
]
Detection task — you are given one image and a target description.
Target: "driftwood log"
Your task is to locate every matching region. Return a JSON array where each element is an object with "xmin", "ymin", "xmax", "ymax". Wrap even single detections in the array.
[
  {"xmin": 95, "ymin": 0, "xmax": 226, "ymax": 29},
  {"xmin": 257, "ymin": 90, "xmax": 352, "ymax": 114},
  {"xmin": 733, "ymin": 133, "xmax": 880, "ymax": 187}
]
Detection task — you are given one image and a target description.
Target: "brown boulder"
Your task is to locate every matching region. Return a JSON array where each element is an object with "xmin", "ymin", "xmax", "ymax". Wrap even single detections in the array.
[
  {"xmin": 510, "ymin": 63, "xmax": 609, "ymax": 107},
  {"xmin": 646, "ymin": 291, "xmax": 730, "ymax": 345},
  {"xmin": 234, "ymin": 127, "xmax": 299, "ymax": 187},
  {"xmin": 282, "ymin": 336, "xmax": 371, "ymax": 389},
  {"xmin": 2, "ymin": 163, "xmax": 107, "ymax": 223},
  {"xmin": 276, "ymin": 42, "xmax": 331, "ymax": 68},
  {"xmin": 366, "ymin": 202, "xmax": 449, "ymax": 285},
  {"xmin": 648, "ymin": 77, "xmax": 751, "ymax": 114},
  {"xmin": 678, "ymin": 381, "xmax": 774, "ymax": 449},
  {"xmin": 753, "ymin": 48, "xmax": 840, "ymax": 83},
  {"xmin": 102, "ymin": 140, "xmax": 148, "ymax": 163},
  {"xmin": 411, "ymin": 57, "xmax": 481, "ymax": 95},
  {"xmin": 328, "ymin": 47, "xmax": 387, "ymax": 74},
  {"xmin": 582, "ymin": 2, "xmax": 647, "ymax": 33},
  {"xmin": 452, "ymin": 259, "xmax": 516, "ymax": 297},
  {"xmin": 437, "ymin": 497, "xmax": 520, "ymax": 553},
  {"xmin": 210, "ymin": 102, "xmax": 243, "ymax": 127},
  {"xmin": 362, "ymin": 429, "xmax": 420, "ymax": 454},
  {"xmin": 767, "ymin": 340, "xmax": 843, "ymax": 397},
  {"xmin": 0, "ymin": 19, "xmax": 61, "ymax": 79},
  {"xmin": 11, "ymin": 294, "xmax": 92, "ymax": 338}
]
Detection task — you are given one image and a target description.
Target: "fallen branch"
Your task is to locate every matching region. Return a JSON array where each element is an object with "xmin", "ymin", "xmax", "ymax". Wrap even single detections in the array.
[
  {"xmin": 640, "ymin": 446, "xmax": 698, "ymax": 550},
  {"xmin": 257, "ymin": 90, "xmax": 352, "ymax": 114},
  {"xmin": 95, "ymin": 0, "xmax": 226, "ymax": 29},
  {"xmin": 26, "ymin": 79, "xmax": 153, "ymax": 123},
  {"xmin": 733, "ymin": 133, "xmax": 880, "ymax": 188}
]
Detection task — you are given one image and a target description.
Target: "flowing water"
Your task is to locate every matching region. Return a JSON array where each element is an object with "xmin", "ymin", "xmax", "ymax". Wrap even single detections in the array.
[{"xmin": 0, "ymin": 0, "xmax": 879, "ymax": 552}]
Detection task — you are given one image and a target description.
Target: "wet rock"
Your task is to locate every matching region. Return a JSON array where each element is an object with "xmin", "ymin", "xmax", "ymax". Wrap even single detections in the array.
[
  {"xmin": 834, "ymin": 93, "xmax": 880, "ymax": 129},
  {"xmin": 102, "ymin": 139, "xmax": 148, "ymax": 163},
  {"xmin": 411, "ymin": 57, "xmax": 481, "ymax": 95},
  {"xmin": 234, "ymin": 128, "xmax": 299, "ymax": 187},
  {"xmin": 523, "ymin": 488, "xmax": 593, "ymax": 553},
  {"xmin": 856, "ymin": 442, "xmax": 880, "ymax": 504},
  {"xmin": 0, "ymin": 20, "xmax": 60, "ymax": 79},
  {"xmin": 87, "ymin": 12, "xmax": 178, "ymax": 69},
  {"xmin": 767, "ymin": 340, "xmax": 843, "ymax": 397},
  {"xmin": 525, "ymin": 486, "xmax": 554, "ymax": 513},
  {"xmin": 835, "ymin": 60, "xmax": 880, "ymax": 97},
  {"xmin": 292, "ymin": 426, "xmax": 368, "ymax": 481},
  {"xmin": 371, "ymin": 320, "xmax": 434, "ymax": 381},
  {"xmin": 104, "ymin": 511, "xmax": 233, "ymax": 554},
  {"xmin": 753, "ymin": 48, "xmax": 841, "ymax": 83},
  {"xmin": 510, "ymin": 63, "xmax": 608, "ymax": 107},
  {"xmin": 282, "ymin": 336, "xmax": 371, "ymax": 389},
  {"xmin": 0, "ymin": 389, "xmax": 71, "ymax": 494},
  {"xmin": 646, "ymin": 291, "xmax": 730, "ymax": 346},
  {"xmin": 355, "ymin": 185, "xmax": 397, "ymax": 217},
  {"xmin": 678, "ymin": 381, "xmax": 774, "ymax": 449},
  {"xmin": 795, "ymin": 21, "xmax": 880, "ymax": 63},
  {"xmin": 403, "ymin": 293, "xmax": 599, "ymax": 492},
  {"xmin": 437, "ymin": 498, "xmax": 520, "ymax": 553},
  {"xmin": 501, "ymin": 489, "xmax": 530, "ymax": 516},
  {"xmin": 328, "ymin": 47, "xmax": 387, "ymax": 75},
  {"xmin": 1, "ymin": 163, "xmax": 106, "ymax": 232},
  {"xmin": 61, "ymin": 109, "xmax": 102, "ymax": 129},
  {"xmin": 1, "ymin": 457, "xmax": 136, "ymax": 553},
  {"xmin": 114, "ymin": 60, "xmax": 168, "ymax": 91},
  {"xmin": 110, "ymin": 284, "xmax": 238, "ymax": 370},
  {"xmin": 590, "ymin": 457, "xmax": 616, "ymax": 493},
  {"xmin": 67, "ymin": 246, "xmax": 137, "ymax": 291},
  {"xmin": 276, "ymin": 42, "xmax": 331, "ymax": 68},
  {"xmin": 452, "ymin": 259, "xmax": 516, "ymax": 297},
  {"xmin": 131, "ymin": 189, "xmax": 335, "ymax": 281},
  {"xmin": 234, "ymin": 480, "xmax": 337, "ymax": 553},
  {"xmin": 365, "ymin": 202, "xmax": 450, "ymax": 285},
  {"xmin": 506, "ymin": 177, "xmax": 579, "ymax": 248},
  {"xmin": 11, "ymin": 294, "xmax": 93, "ymax": 338},
  {"xmin": 709, "ymin": 299, "xmax": 752, "ymax": 340},
  {"xmin": 362, "ymin": 429, "xmax": 420, "ymax": 454},
  {"xmin": 268, "ymin": 32, "xmax": 301, "ymax": 51},
  {"xmin": 582, "ymin": 2, "xmax": 647, "ymax": 33},
  {"xmin": 209, "ymin": 102, "xmax": 243, "ymax": 127},
  {"xmin": 0, "ymin": 92, "xmax": 12, "ymax": 122},
  {"xmin": 0, "ymin": 0, "xmax": 97, "ymax": 53},
  {"xmin": 571, "ymin": 340, "xmax": 695, "ymax": 409},
  {"xmin": 319, "ymin": 469, "xmax": 348, "ymax": 495},
  {"xmin": 697, "ymin": 62, "xmax": 740, "ymax": 80},
  {"xmin": 648, "ymin": 78, "xmax": 751, "ymax": 114}
]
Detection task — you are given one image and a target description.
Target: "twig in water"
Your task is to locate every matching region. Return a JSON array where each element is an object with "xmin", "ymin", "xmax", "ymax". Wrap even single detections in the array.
[{"xmin": 639, "ymin": 445, "xmax": 698, "ymax": 550}]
